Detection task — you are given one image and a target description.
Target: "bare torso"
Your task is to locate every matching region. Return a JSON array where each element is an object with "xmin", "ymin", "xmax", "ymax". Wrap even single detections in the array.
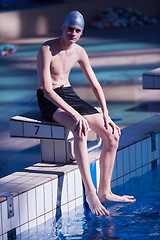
[{"xmin": 37, "ymin": 38, "xmax": 81, "ymax": 89}]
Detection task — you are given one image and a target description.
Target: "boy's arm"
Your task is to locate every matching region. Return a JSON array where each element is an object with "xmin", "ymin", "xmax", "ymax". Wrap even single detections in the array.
[{"xmin": 78, "ymin": 47, "xmax": 120, "ymax": 134}]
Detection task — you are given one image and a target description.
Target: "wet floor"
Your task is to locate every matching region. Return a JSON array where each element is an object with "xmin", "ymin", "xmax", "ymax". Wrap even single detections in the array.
[{"xmin": 0, "ymin": 22, "xmax": 160, "ymax": 178}]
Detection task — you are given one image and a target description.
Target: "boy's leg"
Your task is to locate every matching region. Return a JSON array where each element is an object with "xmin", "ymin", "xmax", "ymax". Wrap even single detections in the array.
[
  {"xmin": 83, "ymin": 113, "xmax": 136, "ymax": 203},
  {"xmin": 52, "ymin": 109, "xmax": 109, "ymax": 216}
]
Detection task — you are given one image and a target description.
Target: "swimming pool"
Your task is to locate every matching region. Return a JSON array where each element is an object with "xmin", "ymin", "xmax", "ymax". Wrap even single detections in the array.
[{"xmin": 17, "ymin": 165, "xmax": 160, "ymax": 240}]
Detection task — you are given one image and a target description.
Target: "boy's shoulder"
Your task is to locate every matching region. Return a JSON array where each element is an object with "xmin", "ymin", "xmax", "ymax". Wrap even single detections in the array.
[
  {"xmin": 42, "ymin": 38, "xmax": 57, "ymax": 49},
  {"xmin": 75, "ymin": 43, "xmax": 86, "ymax": 55},
  {"xmin": 39, "ymin": 38, "xmax": 58, "ymax": 55}
]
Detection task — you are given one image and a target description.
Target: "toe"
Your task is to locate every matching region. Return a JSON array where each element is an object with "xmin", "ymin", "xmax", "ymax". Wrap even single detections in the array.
[{"xmin": 102, "ymin": 207, "xmax": 110, "ymax": 216}]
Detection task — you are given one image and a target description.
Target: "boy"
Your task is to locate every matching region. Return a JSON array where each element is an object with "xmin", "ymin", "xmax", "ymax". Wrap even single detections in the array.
[{"xmin": 37, "ymin": 11, "xmax": 135, "ymax": 216}]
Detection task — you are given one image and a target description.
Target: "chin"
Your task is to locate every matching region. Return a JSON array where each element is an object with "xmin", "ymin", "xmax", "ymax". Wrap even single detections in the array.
[{"xmin": 69, "ymin": 39, "xmax": 77, "ymax": 44}]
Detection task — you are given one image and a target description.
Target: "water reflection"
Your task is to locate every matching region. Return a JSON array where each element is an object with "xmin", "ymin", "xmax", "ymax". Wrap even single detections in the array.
[{"xmin": 53, "ymin": 167, "xmax": 160, "ymax": 240}]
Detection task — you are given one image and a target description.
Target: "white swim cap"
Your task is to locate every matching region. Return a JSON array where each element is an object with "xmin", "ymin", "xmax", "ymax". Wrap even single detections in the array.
[{"xmin": 62, "ymin": 11, "xmax": 85, "ymax": 30}]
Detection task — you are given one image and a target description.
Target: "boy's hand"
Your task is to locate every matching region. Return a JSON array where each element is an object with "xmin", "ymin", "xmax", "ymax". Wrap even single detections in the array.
[
  {"xmin": 73, "ymin": 114, "xmax": 89, "ymax": 137},
  {"xmin": 103, "ymin": 114, "xmax": 121, "ymax": 136}
]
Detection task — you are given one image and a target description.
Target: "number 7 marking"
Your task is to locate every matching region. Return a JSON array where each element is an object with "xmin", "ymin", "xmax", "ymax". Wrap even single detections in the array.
[{"xmin": 35, "ymin": 125, "xmax": 40, "ymax": 135}]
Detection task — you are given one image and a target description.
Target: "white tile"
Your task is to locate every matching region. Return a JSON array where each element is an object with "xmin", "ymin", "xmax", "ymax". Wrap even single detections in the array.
[
  {"xmin": 129, "ymin": 171, "xmax": 136, "ymax": 179},
  {"xmin": 61, "ymin": 204, "xmax": 68, "ymax": 217},
  {"xmin": 67, "ymin": 171, "xmax": 75, "ymax": 202},
  {"xmin": 96, "ymin": 160, "xmax": 100, "ymax": 189},
  {"xmin": 75, "ymin": 196, "xmax": 83, "ymax": 208},
  {"xmin": 44, "ymin": 181, "xmax": 52, "ymax": 213},
  {"xmin": 36, "ymin": 185, "xmax": 45, "ymax": 217},
  {"xmin": 28, "ymin": 219, "xmax": 37, "ymax": 231},
  {"xmin": 136, "ymin": 168, "xmax": 142, "ymax": 177},
  {"xmin": 117, "ymin": 176, "xmax": 123, "ymax": 186},
  {"xmin": 116, "ymin": 150, "xmax": 123, "ymax": 178},
  {"xmin": 2, "ymin": 233, "xmax": 7, "ymax": 240},
  {"xmin": 129, "ymin": 144, "xmax": 136, "ymax": 172},
  {"xmin": 142, "ymin": 165, "xmax": 149, "ymax": 175},
  {"xmin": 52, "ymin": 125, "xmax": 65, "ymax": 139},
  {"xmin": 41, "ymin": 139, "xmax": 54, "ymax": 163},
  {"xmin": 52, "ymin": 209, "xmax": 56, "ymax": 220},
  {"xmin": 68, "ymin": 200, "xmax": 75, "ymax": 212},
  {"xmin": 154, "ymin": 133, "xmax": 160, "ymax": 160},
  {"xmin": 24, "ymin": 122, "xmax": 51, "ymax": 138},
  {"xmin": 52, "ymin": 178, "xmax": 58, "ymax": 209},
  {"xmin": 45, "ymin": 211, "xmax": 52, "ymax": 222},
  {"xmin": 28, "ymin": 189, "xmax": 36, "ymax": 221},
  {"xmin": 10, "ymin": 120, "xmax": 23, "ymax": 137},
  {"xmin": 37, "ymin": 215, "xmax": 45, "ymax": 227},
  {"xmin": 123, "ymin": 174, "xmax": 130, "ymax": 184},
  {"xmin": 11, "ymin": 196, "xmax": 20, "ymax": 229},
  {"xmin": 148, "ymin": 137, "xmax": 154, "ymax": 163},
  {"xmin": 0, "ymin": 174, "xmax": 20, "ymax": 183},
  {"xmin": 16, "ymin": 227, "xmax": 21, "ymax": 236},
  {"xmin": 135, "ymin": 141, "xmax": 142, "ymax": 169},
  {"xmin": 148, "ymin": 163, "xmax": 152, "ymax": 171},
  {"xmin": 111, "ymin": 180, "xmax": 118, "ymax": 188},
  {"xmin": 75, "ymin": 169, "xmax": 83, "ymax": 198},
  {"xmin": 142, "ymin": 138, "xmax": 148, "ymax": 166},
  {"xmin": 54, "ymin": 140, "xmax": 67, "ymax": 163},
  {"xmin": 1, "ymin": 200, "xmax": 11, "ymax": 234},
  {"xmin": 123, "ymin": 147, "xmax": 130, "ymax": 175},
  {"xmin": 20, "ymin": 223, "xmax": 29, "ymax": 234},
  {"xmin": 0, "ymin": 235, "xmax": 2, "ymax": 240},
  {"xmin": 19, "ymin": 192, "xmax": 28, "ymax": 226}
]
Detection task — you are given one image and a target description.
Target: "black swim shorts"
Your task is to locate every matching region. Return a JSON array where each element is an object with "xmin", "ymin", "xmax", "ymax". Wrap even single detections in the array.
[{"xmin": 36, "ymin": 86, "xmax": 99, "ymax": 121}]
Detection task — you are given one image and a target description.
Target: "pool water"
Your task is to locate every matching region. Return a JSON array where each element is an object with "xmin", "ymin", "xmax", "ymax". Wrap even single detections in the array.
[{"xmin": 18, "ymin": 165, "xmax": 160, "ymax": 240}]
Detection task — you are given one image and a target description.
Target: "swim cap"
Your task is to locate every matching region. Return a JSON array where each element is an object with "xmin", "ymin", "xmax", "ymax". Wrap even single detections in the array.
[{"xmin": 62, "ymin": 11, "xmax": 85, "ymax": 30}]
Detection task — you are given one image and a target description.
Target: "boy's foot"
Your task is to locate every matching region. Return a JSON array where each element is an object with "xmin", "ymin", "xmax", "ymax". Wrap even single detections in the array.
[
  {"xmin": 97, "ymin": 191, "xmax": 136, "ymax": 203},
  {"xmin": 86, "ymin": 191, "xmax": 110, "ymax": 216}
]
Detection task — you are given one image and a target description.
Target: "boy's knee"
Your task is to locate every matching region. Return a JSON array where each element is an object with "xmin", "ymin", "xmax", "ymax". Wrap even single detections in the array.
[
  {"xmin": 111, "ymin": 134, "xmax": 119, "ymax": 149},
  {"xmin": 103, "ymin": 131, "xmax": 119, "ymax": 150}
]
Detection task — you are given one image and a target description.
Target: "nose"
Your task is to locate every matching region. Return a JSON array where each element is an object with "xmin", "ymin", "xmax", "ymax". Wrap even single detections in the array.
[{"xmin": 71, "ymin": 29, "xmax": 76, "ymax": 34}]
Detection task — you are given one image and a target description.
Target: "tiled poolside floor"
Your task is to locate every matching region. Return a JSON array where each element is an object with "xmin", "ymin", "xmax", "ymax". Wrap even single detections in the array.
[{"xmin": 0, "ymin": 22, "xmax": 160, "ymax": 178}]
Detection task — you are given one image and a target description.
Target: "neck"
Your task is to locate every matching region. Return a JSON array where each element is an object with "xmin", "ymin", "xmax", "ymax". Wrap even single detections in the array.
[{"xmin": 58, "ymin": 36, "xmax": 73, "ymax": 51}]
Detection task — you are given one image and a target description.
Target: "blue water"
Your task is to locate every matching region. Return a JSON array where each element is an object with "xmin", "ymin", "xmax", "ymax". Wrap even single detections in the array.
[
  {"xmin": 18, "ymin": 165, "xmax": 160, "ymax": 240},
  {"xmin": 70, "ymin": 38, "xmax": 160, "ymax": 84}
]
